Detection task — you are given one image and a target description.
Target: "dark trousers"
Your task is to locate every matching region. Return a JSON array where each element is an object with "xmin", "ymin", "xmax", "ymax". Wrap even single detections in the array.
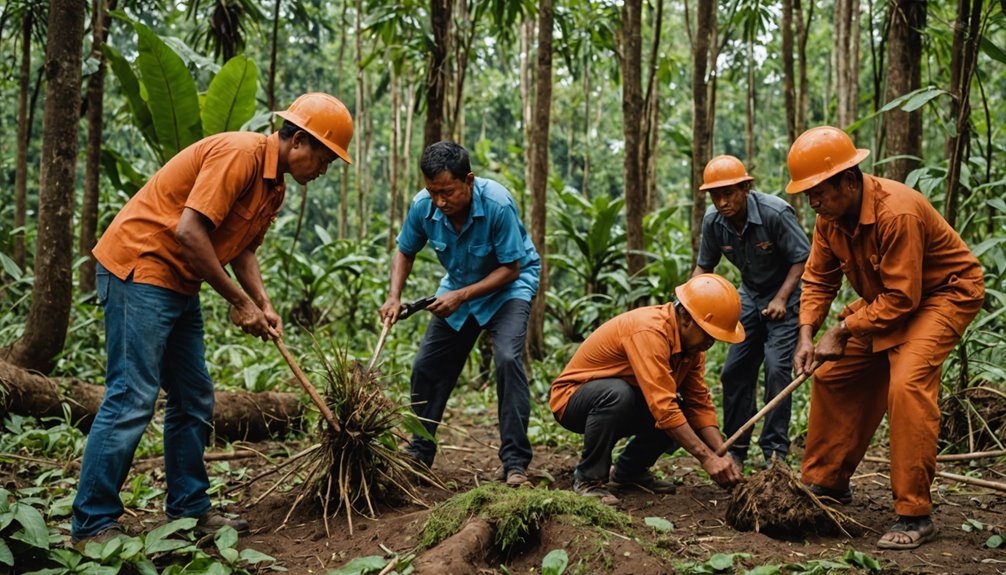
[
  {"xmin": 407, "ymin": 299, "xmax": 532, "ymax": 471},
  {"xmin": 721, "ymin": 291, "xmax": 799, "ymax": 462},
  {"xmin": 556, "ymin": 378, "xmax": 678, "ymax": 483}
]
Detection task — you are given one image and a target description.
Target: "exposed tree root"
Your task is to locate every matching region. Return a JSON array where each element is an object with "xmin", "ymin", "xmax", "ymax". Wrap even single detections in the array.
[
  {"xmin": 726, "ymin": 460, "xmax": 859, "ymax": 539},
  {"xmin": 412, "ymin": 518, "xmax": 495, "ymax": 575}
]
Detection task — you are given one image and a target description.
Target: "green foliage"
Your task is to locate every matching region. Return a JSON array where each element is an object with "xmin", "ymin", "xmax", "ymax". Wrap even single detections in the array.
[
  {"xmin": 202, "ymin": 55, "xmax": 259, "ymax": 135},
  {"xmin": 541, "ymin": 548, "xmax": 569, "ymax": 575},
  {"xmin": 643, "ymin": 516, "xmax": 674, "ymax": 533},
  {"xmin": 418, "ymin": 483, "xmax": 630, "ymax": 550},
  {"xmin": 676, "ymin": 552, "xmax": 751, "ymax": 574},
  {"xmin": 0, "ymin": 412, "xmax": 86, "ymax": 461}
]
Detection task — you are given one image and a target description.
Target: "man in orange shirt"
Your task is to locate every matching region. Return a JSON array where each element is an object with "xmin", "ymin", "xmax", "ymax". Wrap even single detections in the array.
[
  {"xmin": 786, "ymin": 126, "xmax": 984, "ymax": 550},
  {"xmin": 71, "ymin": 93, "xmax": 353, "ymax": 546},
  {"xmin": 551, "ymin": 274, "xmax": 745, "ymax": 505}
]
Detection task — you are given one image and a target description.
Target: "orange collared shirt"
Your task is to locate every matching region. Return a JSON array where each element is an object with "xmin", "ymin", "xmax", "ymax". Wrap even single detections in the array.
[
  {"xmin": 550, "ymin": 303, "xmax": 719, "ymax": 431},
  {"xmin": 93, "ymin": 132, "xmax": 286, "ymax": 295},
  {"xmin": 800, "ymin": 174, "xmax": 984, "ymax": 351}
]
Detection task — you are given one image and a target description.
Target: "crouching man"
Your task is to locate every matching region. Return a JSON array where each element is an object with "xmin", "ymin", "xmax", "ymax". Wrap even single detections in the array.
[{"xmin": 550, "ymin": 274, "xmax": 745, "ymax": 505}]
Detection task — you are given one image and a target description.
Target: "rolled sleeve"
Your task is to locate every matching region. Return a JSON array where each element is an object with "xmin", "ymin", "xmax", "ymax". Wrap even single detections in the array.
[
  {"xmin": 799, "ymin": 221, "xmax": 843, "ymax": 330},
  {"xmin": 622, "ymin": 330, "xmax": 688, "ymax": 430},
  {"xmin": 844, "ymin": 214, "xmax": 924, "ymax": 336},
  {"xmin": 396, "ymin": 199, "xmax": 429, "ymax": 256}
]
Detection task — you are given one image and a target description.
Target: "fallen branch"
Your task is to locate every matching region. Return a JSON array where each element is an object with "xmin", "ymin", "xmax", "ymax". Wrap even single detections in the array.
[
  {"xmin": 863, "ymin": 455, "xmax": 1006, "ymax": 493},
  {"xmin": 936, "ymin": 449, "xmax": 1006, "ymax": 462}
]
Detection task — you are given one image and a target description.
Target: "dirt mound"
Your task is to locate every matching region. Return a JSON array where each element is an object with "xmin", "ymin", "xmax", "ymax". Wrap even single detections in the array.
[{"xmin": 725, "ymin": 460, "xmax": 851, "ymax": 539}]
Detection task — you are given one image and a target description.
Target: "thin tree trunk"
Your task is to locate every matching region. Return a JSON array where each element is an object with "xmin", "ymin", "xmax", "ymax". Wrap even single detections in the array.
[
  {"xmin": 13, "ymin": 9, "xmax": 32, "ymax": 270},
  {"xmin": 448, "ymin": 0, "xmax": 475, "ymax": 144},
  {"xmin": 337, "ymin": 0, "xmax": 349, "ymax": 239},
  {"xmin": 267, "ymin": 0, "xmax": 281, "ymax": 116},
  {"xmin": 782, "ymin": 0, "xmax": 797, "ymax": 145},
  {"xmin": 424, "ymin": 0, "xmax": 452, "ymax": 147},
  {"xmin": 520, "ymin": 18, "xmax": 535, "ymax": 188},
  {"xmin": 527, "ymin": 0, "xmax": 553, "ymax": 358},
  {"xmin": 2, "ymin": 0, "xmax": 86, "ymax": 374},
  {"xmin": 689, "ymin": 0, "xmax": 715, "ymax": 257},
  {"xmin": 622, "ymin": 0, "xmax": 646, "ymax": 278},
  {"xmin": 581, "ymin": 61, "xmax": 591, "ymax": 198},
  {"xmin": 796, "ymin": 0, "xmax": 812, "ymax": 134},
  {"xmin": 834, "ymin": 0, "xmax": 861, "ymax": 128},
  {"xmin": 943, "ymin": 0, "xmax": 984, "ymax": 227},
  {"xmin": 641, "ymin": 0, "xmax": 664, "ymax": 214},
  {"xmin": 402, "ymin": 73, "xmax": 417, "ymax": 224},
  {"xmin": 80, "ymin": 0, "xmax": 113, "ymax": 293},
  {"xmin": 354, "ymin": 0, "xmax": 364, "ymax": 240},
  {"xmin": 360, "ymin": 87, "xmax": 373, "ymax": 241},
  {"xmin": 883, "ymin": 0, "xmax": 925, "ymax": 182},
  {"xmin": 745, "ymin": 34, "xmax": 755, "ymax": 167},
  {"xmin": 388, "ymin": 67, "xmax": 401, "ymax": 253}
]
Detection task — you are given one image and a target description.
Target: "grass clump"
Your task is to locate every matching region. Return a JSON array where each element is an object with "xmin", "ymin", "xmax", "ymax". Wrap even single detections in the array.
[{"xmin": 418, "ymin": 483, "xmax": 630, "ymax": 550}]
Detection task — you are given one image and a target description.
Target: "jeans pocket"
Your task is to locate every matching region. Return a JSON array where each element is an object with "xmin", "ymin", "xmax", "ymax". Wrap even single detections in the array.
[{"xmin": 96, "ymin": 269, "xmax": 111, "ymax": 307}]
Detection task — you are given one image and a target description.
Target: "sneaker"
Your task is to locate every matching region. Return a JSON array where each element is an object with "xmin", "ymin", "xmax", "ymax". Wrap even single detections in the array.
[
  {"xmin": 572, "ymin": 478, "xmax": 620, "ymax": 506},
  {"xmin": 71, "ymin": 525, "xmax": 127, "ymax": 551},
  {"xmin": 610, "ymin": 468, "xmax": 677, "ymax": 494},
  {"xmin": 807, "ymin": 483, "xmax": 853, "ymax": 505},
  {"xmin": 195, "ymin": 511, "xmax": 250, "ymax": 534}
]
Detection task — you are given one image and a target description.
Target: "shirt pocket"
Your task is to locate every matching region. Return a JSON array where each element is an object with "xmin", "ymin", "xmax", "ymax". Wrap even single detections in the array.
[{"xmin": 429, "ymin": 239, "xmax": 451, "ymax": 268}]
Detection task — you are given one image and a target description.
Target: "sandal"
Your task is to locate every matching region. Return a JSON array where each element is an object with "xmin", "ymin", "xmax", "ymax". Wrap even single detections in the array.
[{"xmin": 877, "ymin": 515, "xmax": 937, "ymax": 550}]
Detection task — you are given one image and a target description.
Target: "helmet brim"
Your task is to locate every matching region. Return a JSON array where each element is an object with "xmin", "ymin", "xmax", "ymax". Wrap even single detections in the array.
[
  {"xmin": 699, "ymin": 175, "xmax": 754, "ymax": 191},
  {"xmin": 785, "ymin": 148, "xmax": 869, "ymax": 194}
]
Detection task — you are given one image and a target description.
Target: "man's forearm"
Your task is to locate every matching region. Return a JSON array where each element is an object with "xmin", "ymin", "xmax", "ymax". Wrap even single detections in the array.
[
  {"xmin": 176, "ymin": 208, "xmax": 249, "ymax": 307},
  {"xmin": 231, "ymin": 249, "xmax": 270, "ymax": 308},
  {"xmin": 774, "ymin": 262, "xmax": 805, "ymax": 302},
  {"xmin": 665, "ymin": 422, "xmax": 718, "ymax": 463},
  {"xmin": 456, "ymin": 261, "xmax": 520, "ymax": 301}
]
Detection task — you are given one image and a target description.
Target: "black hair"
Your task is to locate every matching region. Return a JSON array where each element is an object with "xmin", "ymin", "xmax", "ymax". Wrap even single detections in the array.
[
  {"xmin": 277, "ymin": 120, "xmax": 324, "ymax": 149},
  {"xmin": 420, "ymin": 141, "xmax": 472, "ymax": 181},
  {"xmin": 824, "ymin": 164, "xmax": 863, "ymax": 189}
]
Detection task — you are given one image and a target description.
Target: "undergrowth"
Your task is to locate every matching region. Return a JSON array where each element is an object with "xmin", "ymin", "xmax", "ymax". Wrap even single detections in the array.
[{"xmin": 418, "ymin": 483, "xmax": 630, "ymax": 550}]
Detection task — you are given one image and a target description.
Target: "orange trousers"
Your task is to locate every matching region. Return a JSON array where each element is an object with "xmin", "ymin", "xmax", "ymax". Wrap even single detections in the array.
[{"xmin": 801, "ymin": 303, "xmax": 980, "ymax": 517}]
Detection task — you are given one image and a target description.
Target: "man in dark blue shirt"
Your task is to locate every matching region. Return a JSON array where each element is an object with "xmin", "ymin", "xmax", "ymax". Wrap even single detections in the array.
[{"xmin": 692, "ymin": 155, "xmax": 810, "ymax": 467}]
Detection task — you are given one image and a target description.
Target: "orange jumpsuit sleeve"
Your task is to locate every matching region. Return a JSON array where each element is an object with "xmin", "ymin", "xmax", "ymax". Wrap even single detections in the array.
[
  {"xmin": 183, "ymin": 146, "xmax": 258, "ymax": 227},
  {"xmin": 677, "ymin": 353, "xmax": 719, "ymax": 430},
  {"xmin": 842, "ymin": 214, "xmax": 925, "ymax": 337},
  {"xmin": 622, "ymin": 329, "xmax": 689, "ymax": 430},
  {"xmin": 799, "ymin": 221, "xmax": 844, "ymax": 331}
]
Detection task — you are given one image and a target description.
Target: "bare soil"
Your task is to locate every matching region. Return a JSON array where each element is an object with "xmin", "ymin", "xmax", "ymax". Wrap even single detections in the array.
[{"xmin": 43, "ymin": 412, "xmax": 1006, "ymax": 574}]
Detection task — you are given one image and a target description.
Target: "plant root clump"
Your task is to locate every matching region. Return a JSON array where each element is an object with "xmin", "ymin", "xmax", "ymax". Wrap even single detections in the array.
[
  {"xmin": 725, "ymin": 460, "xmax": 855, "ymax": 539},
  {"xmin": 940, "ymin": 385, "xmax": 1006, "ymax": 452}
]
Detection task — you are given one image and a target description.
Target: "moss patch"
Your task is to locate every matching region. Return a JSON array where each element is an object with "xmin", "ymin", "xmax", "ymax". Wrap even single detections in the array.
[{"xmin": 418, "ymin": 483, "xmax": 630, "ymax": 550}]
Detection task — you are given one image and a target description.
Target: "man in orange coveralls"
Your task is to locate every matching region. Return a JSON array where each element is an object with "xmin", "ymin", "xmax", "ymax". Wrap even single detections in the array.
[
  {"xmin": 71, "ymin": 93, "xmax": 353, "ymax": 547},
  {"xmin": 550, "ymin": 274, "xmax": 745, "ymax": 506},
  {"xmin": 787, "ymin": 126, "xmax": 984, "ymax": 550}
]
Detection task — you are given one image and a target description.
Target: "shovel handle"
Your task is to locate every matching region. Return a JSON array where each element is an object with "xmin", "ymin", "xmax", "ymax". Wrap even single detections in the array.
[
  {"xmin": 269, "ymin": 328, "xmax": 342, "ymax": 433},
  {"xmin": 716, "ymin": 361, "xmax": 821, "ymax": 456}
]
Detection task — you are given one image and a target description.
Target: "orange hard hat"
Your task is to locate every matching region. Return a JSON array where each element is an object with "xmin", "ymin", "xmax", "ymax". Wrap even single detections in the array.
[
  {"xmin": 675, "ymin": 274, "xmax": 745, "ymax": 343},
  {"xmin": 785, "ymin": 126, "xmax": 869, "ymax": 194},
  {"xmin": 275, "ymin": 92, "xmax": 354, "ymax": 164},
  {"xmin": 699, "ymin": 155, "xmax": 753, "ymax": 190}
]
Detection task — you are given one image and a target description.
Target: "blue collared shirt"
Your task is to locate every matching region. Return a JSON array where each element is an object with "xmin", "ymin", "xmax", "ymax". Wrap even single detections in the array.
[
  {"xmin": 398, "ymin": 177, "xmax": 541, "ymax": 330},
  {"xmin": 697, "ymin": 191, "xmax": 810, "ymax": 307}
]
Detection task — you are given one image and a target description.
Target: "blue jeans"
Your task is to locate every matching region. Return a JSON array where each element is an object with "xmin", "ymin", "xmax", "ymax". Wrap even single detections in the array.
[
  {"xmin": 406, "ymin": 298, "xmax": 532, "ymax": 472},
  {"xmin": 72, "ymin": 264, "xmax": 214, "ymax": 539},
  {"xmin": 557, "ymin": 378, "xmax": 678, "ymax": 482},
  {"xmin": 721, "ymin": 290, "xmax": 800, "ymax": 462}
]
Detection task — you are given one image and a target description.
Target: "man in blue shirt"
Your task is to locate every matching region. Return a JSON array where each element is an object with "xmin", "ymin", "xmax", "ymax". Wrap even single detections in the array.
[
  {"xmin": 692, "ymin": 155, "xmax": 810, "ymax": 467},
  {"xmin": 379, "ymin": 141, "xmax": 541, "ymax": 486}
]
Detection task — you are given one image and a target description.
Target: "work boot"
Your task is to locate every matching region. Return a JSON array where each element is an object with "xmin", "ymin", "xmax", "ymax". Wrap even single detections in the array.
[
  {"xmin": 71, "ymin": 525, "xmax": 128, "ymax": 551},
  {"xmin": 493, "ymin": 465, "xmax": 530, "ymax": 487},
  {"xmin": 807, "ymin": 483, "xmax": 853, "ymax": 505},
  {"xmin": 195, "ymin": 511, "xmax": 250, "ymax": 535},
  {"xmin": 610, "ymin": 468, "xmax": 677, "ymax": 494},
  {"xmin": 572, "ymin": 478, "xmax": 620, "ymax": 506}
]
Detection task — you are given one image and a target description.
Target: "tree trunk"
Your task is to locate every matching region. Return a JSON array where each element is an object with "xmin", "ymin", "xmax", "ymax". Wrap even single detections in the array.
[
  {"xmin": 581, "ymin": 62, "xmax": 591, "ymax": 198},
  {"xmin": 641, "ymin": 0, "xmax": 664, "ymax": 214},
  {"xmin": 13, "ymin": 8, "xmax": 32, "ymax": 270},
  {"xmin": 833, "ymin": 0, "xmax": 861, "ymax": 128},
  {"xmin": 360, "ymin": 91, "xmax": 373, "ymax": 241},
  {"xmin": 796, "ymin": 0, "xmax": 812, "ymax": 134},
  {"xmin": 424, "ymin": 0, "xmax": 452, "ymax": 148},
  {"xmin": 2, "ymin": 0, "xmax": 86, "ymax": 374},
  {"xmin": 354, "ymin": 0, "xmax": 365, "ymax": 241},
  {"xmin": 267, "ymin": 0, "xmax": 281, "ymax": 116},
  {"xmin": 520, "ymin": 18, "xmax": 535, "ymax": 188},
  {"xmin": 943, "ymin": 0, "xmax": 983, "ymax": 227},
  {"xmin": 80, "ymin": 0, "xmax": 113, "ymax": 294},
  {"xmin": 689, "ymin": 0, "xmax": 715, "ymax": 257},
  {"xmin": 0, "ymin": 359, "xmax": 303, "ymax": 442},
  {"xmin": 621, "ymin": 0, "xmax": 645, "ymax": 278},
  {"xmin": 745, "ymin": 34, "xmax": 755, "ymax": 167},
  {"xmin": 448, "ymin": 0, "xmax": 475, "ymax": 144},
  {"xmin": 527, "ymin": 0, "xmax": 553, "ymax": 359},
  {"xmin": 388, "ymin": 67, "xmax": 401, "ymax": 253},
  {"xmin": 337, "ymin": 0, "xmax": 349, "ymax": 239},
  {"xmin": 883, "ymin": 0, "xmax": 925, "ymax": 182},
  {"xmin": 782, "ymin": 0, "xmax": 797, "ymax": 145},
  {"xmin": 402, "ymin": 73, "xmax": 417, "ymax": 224}
]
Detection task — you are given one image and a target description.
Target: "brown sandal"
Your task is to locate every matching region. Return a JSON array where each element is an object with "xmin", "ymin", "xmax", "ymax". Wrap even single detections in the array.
[{"xmin": 877, "ymin": 516, "xmax": 937, "ymax": 550}]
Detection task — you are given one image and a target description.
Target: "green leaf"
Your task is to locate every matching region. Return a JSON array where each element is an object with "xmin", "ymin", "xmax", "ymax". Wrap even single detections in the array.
[
  {"xmin": 842, "ymin": 549, "xmax": 881, "ymax": 570},
  {"xmin": 742, "ymin": 566, "xmax": 781, "ymax": 575},
  {"xmin": 0, "ymin": 251, "xmax": 22, "ymax": 281},
  {"xmin": 986, "ymin": 534, "xmax": 1004, "ymax": 548},
  {"xmin": 707, "ymin": 553, "xmax": 747, "ymax": 571},
  {"xmin": 12, "ymin": 503, "xmax": 50, "ymax": 549},
  {"xmin": 644, "ymin": 516, "xmax": 674, "ymax": 533},
  {"xmin": 134, "ymin": 21, "xmax": 201, "ymax": 162},
  {"xmin": 102, "ymin": 43, "xmax": 158, "ymax": 151},
  {"xmin": 220, "ymin": 547, "xmax": 240, "ymax": 564},
  {"xmin": 240, "ymin": 548, "xmax": 277, "ymax": 565},
  {"xmin": 542, "ymin": 549, "xmax": 569, "ymax": 575},
  {"xmin": 215, "ymin": 525, "xmax": 240, "ymax": 553},
  {"xmin": 133, "ymin": 557, "xmax": 159, "ymax": 575},
  {"xmin": 0, "ymin": 539, "xmax": 12, "ymax": 566},
  {"xmin": 326, "ymin": 555, "xmax": 388, "ymax": 575},
  {"xmin": 966, "ymin": 518, "xmax": 985, "ymax": 531},
  {"xmin": 144, "ymin": 518, "xmax": 196, "ymax": 554},
  {"xmin": 980, "ymin": 37, "xmax": 1006, "ymax": 65},
  {"xmin": 901, "ymin": 87, "xmax": 945, "ymax": 112},
  {"xmin": 202, "ymin": 55, "xmax": 259, "ymax": 136}
]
